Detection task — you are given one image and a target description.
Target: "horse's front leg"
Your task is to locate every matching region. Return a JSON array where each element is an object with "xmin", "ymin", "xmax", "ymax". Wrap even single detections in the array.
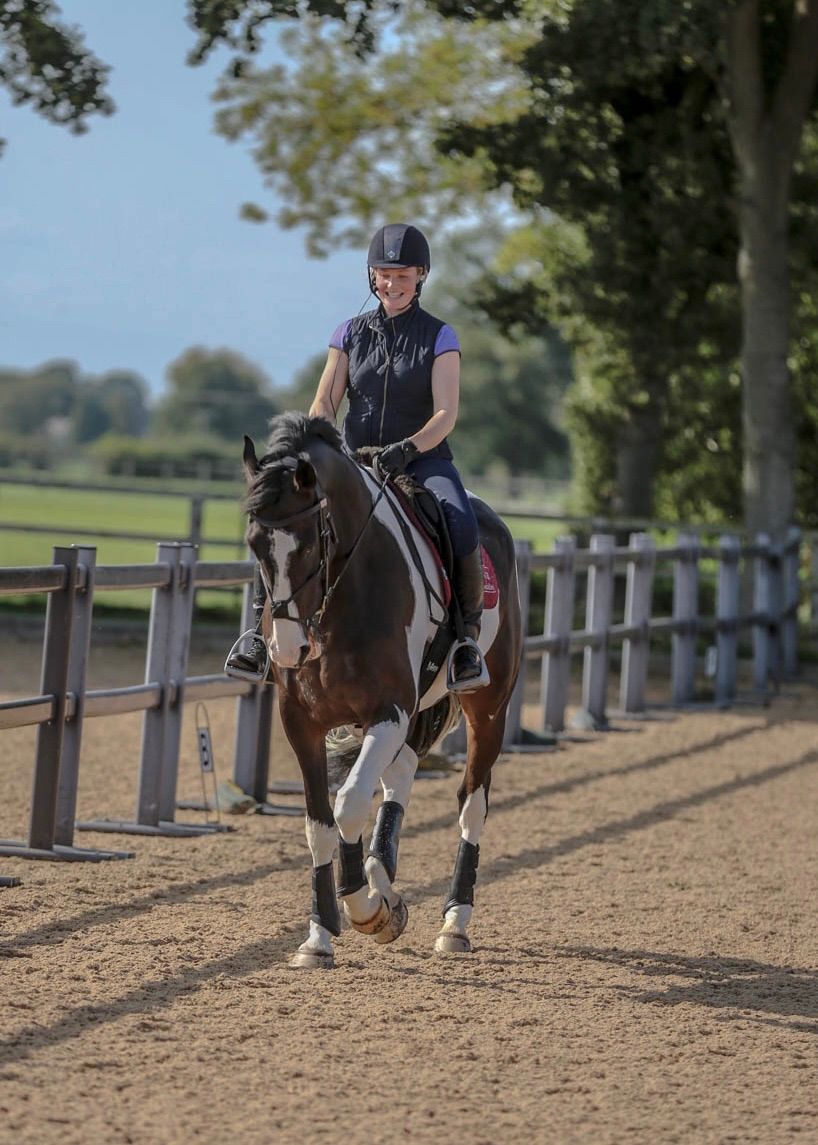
[
  {"xmin": 362, "ymin": 741, "xmax": 418, "ymax": 944},
  {"xmin": 280, "ymin": 701, "xmax": 340, "ymax": 970},
  {"xmin": 333, "ymin": 705, "xmax": 411, "ymax": 942}
]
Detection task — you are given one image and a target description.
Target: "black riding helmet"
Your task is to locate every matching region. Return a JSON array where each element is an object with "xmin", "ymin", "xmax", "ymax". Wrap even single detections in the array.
[{"xmin": 367, "ymin": 223, "xmax": 431, "ymax": 297}]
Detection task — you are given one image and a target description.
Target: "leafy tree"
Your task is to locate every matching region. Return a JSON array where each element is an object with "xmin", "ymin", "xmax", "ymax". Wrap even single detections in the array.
[
  {"xmin": 187, "ymin": 0, "xmax": 818, "ymax": 539},
  {"xmin": 422, "ymin": 227, "xmax": 571, "ymax": 477},
  {"xmin": 72, "ymin": 370, "xmax": 150, "ymax": 444},
  {"xmin": 153, "ymin": 346, "xmax": 280, "ymax": 442},
  {"xmin": 190, "ymin": 0, "xmax": 735, "ymax": 512},
  {"xmin": 0, "ymin": 0, "xmax": 113, "ymax": 154},
  {"xmin": 0, "ymin": 359, "xmax": 79, "ymax": 433}
]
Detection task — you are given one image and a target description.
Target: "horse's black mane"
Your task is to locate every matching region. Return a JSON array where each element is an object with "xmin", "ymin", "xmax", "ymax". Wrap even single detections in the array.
[
  {"xmin": 245, "ymin": 413, "xmax": 343, "ymax": 516},
  {"xmin": 260, "ymin": 412, "xmax": 342, "ymax": 464}
]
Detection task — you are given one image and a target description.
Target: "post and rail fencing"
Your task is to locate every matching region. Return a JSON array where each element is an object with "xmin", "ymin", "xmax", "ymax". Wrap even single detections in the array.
[
  {"xmin": 505, "ymin": 527, "xmax": 801, "ymax": 742},
  {"xmin": 0, "ymin": 543, "xmax": 271, "ymax": 863},
  {"xmin": 0, "ymin": 526, "xmax": 804, "ymax": 867}
]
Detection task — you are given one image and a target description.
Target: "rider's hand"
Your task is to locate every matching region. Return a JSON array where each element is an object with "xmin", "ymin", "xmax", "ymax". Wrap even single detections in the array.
[{"xmin": 378, "ymin": 438, "xmax": 420, "ymax": 478}]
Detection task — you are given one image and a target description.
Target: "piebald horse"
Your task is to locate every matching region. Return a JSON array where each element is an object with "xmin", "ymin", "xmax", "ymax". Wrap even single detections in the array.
[{"xmin": 241, "ymin": 412, "xmax": 522, "ymax": 968}]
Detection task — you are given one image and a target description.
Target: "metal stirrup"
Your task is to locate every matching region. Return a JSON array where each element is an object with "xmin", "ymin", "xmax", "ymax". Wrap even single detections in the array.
[
  {"xmin": 224, "ymin": 629, "xmax": 270, "ymax": 684},
  {"xmin": 446, "ymin": 637, "xmax": 490, "ymax": 692}
]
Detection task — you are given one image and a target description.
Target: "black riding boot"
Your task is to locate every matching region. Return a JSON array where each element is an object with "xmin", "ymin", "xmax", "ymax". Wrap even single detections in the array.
[
  {"xmin": 225, "ymin": 564, "xmax": 269, "ymax": 679},
  {"xmin": 449, "ymin": 544, "xmax": 489, "ymax": 691}
]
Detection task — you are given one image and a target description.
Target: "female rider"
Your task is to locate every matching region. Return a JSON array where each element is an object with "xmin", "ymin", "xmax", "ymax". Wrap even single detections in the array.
[{"xmin": 227, "ymin": 222, "xmax": 486, "ymax": 691}]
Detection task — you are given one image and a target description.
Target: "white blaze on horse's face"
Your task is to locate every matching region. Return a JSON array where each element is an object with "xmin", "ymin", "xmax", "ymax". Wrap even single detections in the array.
[{"xmin": 266, "ymin": 530, "xmax": 321, "ymax": 668}]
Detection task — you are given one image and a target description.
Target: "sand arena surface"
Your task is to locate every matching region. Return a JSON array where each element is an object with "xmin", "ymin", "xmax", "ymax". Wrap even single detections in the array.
[{"xmin": 1, "ymin": 637, "xmax": 817, "ymax": 1145}]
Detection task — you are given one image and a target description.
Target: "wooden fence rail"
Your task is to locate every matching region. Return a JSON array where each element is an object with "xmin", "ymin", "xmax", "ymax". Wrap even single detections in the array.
[{"xmin": 0, "ymin": 525, "xmax": 804, "ymax": 864}]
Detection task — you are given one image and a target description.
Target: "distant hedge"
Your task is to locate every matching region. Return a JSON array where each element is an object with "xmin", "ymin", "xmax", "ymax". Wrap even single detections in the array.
[
  {"xmin": 0, "ymin": 434, "xmax": 51, "ymax": 470},
  {"xmin": 89, "ymin": 433, "xmax": 243, "ymax": 481}
]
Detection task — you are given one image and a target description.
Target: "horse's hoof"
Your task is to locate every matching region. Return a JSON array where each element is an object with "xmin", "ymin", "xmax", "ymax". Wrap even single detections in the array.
[
  {"xmin": 434, "ymin": 930, "xmax": 472, "ymax": 955},
  {"xmin": 374, "ymin": 897, "xmax": 408, "ymax": 944},
  {"xmin": 290, "ymin": 948, "xmax": 335, "ymax": 970},
  {"xmin": 350, "ymin": 896, "xmax": 391, "ymax": 936}
]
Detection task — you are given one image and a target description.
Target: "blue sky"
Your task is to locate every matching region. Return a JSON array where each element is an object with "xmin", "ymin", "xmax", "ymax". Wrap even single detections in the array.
[{"xmin": 0, "ymin": 0, "xmax": 367, "ymax": 400}]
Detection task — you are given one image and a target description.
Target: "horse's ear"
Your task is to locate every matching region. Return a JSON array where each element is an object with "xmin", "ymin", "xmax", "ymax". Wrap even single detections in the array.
[
  {"xmin": 243, "ymin": 435, "xmax": 259, "ymax": 480},
  {"xmin": 294, "ymin": 457, "xmax": 316, "ymax": 491}
]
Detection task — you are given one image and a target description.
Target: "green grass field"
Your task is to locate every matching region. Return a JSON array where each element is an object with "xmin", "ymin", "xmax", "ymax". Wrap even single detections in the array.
[
  {"xmin": 0, "ymin": 482, "xmax": 250, "ymax": 615},
  {"xmin": 0, "ymin": 479, "xmax": 565, "ymax": 615}
]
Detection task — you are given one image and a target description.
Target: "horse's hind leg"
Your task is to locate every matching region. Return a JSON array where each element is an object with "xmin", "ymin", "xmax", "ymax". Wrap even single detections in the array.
[
  {"xmin": 363, "ymin": 742, "xmax": 417, "ymax": 943},
  {"xmin": 434, "ymin": 695, "xmax": 506, "ymax": 955}
]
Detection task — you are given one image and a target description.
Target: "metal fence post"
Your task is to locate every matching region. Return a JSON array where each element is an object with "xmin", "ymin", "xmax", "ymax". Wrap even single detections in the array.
[
  {"xmin": 581, "ymin": 534, "xmax": 614, "ymax": 727},
  {"xmin": 188, "ymin": 495, "xmax": 204, "ymax": 548},
  {"xmin": 541, "ymin": 536, "xmax": 576, "ymax": 733},
  {"xmin": 768, "ymin": 540, "xmax": 783, "ymax": 687},
  {"xmin": 28, "ymin": 546, "xmax": 80, "ymax": 851},
  {"xmin": 136, "ymin": 542, "xmax": 198, "ymax": 829},
  {"xmin": 671, "ymin": 532, "xmax": 699, "ymax": 704},
  {"xmin": 752, "ymin": 533, "xmax": 772, "ymax": 693},
  {"xmin": 619, "ymin": 533, "xmax": 656, "ymax": 713},
  {"xmin": 11, "ymin": 545, "xmax": 130, "ymax": 860},
  {"xmin": 503, "ymin": 539, "xmax": 531, "ymax": 748},
  {"xmin": 781, "ymin": 526, "xmax": 801, "ymax": 678},
  {"xmin": 54, "ymin": 545, "xmax": 96, "ymax": 846},
  {"xmin": 715, "ymin": 534, "xmax": 741, "ymax": 706},
  {"xmin": 158, "ymin": 542, "xmax": 198, "ymax": 823}
]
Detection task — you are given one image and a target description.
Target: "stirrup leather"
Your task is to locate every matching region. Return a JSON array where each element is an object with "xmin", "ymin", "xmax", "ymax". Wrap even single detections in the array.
[
  {"xmin": 224, "ymin": 629, "xmax": 270, "ymax": 684},
  {"xmin": 446, "ymin": 637, "xmax": 490, "ymax": 693}
]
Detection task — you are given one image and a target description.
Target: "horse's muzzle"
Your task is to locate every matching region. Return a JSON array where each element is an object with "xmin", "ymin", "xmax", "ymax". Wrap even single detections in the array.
[{"xmin": 268, "ymin": 620, "xmax": 323, "ymax": 668}]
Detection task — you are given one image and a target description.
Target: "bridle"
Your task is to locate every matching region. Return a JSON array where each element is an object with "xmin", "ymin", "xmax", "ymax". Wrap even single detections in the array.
[{"xmin": 248, "ymin": 455, "xmax": 387, "ymax": 641}]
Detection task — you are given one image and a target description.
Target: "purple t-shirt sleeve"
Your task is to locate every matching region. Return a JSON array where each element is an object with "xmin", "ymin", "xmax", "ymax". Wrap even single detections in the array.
[
  {"xmin": 329, "ymin": 320, "xmax": 351, "ymax": 351},
  {"xmin": 434, "ymin": 324, "xmax": 460, "ymax": 356}
]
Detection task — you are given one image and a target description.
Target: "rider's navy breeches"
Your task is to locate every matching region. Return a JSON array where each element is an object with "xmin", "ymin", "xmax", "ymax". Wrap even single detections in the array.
[{"xmin": 406, "ymin": 457, "xmax": 479, "ymax": 557}]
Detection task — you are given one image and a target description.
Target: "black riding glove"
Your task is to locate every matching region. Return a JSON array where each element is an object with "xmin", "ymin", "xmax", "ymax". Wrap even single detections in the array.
[{"xmin": 378, "ymin": 438, "xmax": 420, "ymax": 478}]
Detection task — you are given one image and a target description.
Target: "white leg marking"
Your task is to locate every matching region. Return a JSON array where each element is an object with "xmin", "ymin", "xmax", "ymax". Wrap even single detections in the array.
[
  {"xmin": 442, "ymin": 904, "xmax": 473, "ymax": 933},
  {"xmin": 459, "ymin": 788, "xmax": 487, "ymax": 845},
  {"xmin": 436, "ymin": 789, "xmax": 486, "ymax": 950},
  {"xmin": 333, "ymin": 714, "xmax": 409, "ymax": 844},
  {"xmin": 365, "ymin": 854, "xmax": 398, "ymax": 907},
  {"xmin": 296, "ymin": 819, "xmax": 339, "ymax": 959},
  {"xmin": 342, "ymin": 883, "xmax": 383, "ymax": 925},
  {"xmin": 305, "ymin": 818, "xmax": 337, "ymax": 867},
  {"xmin": 381, "ymin": 743, "xmax": 418, "ymax": 807},
  {"xmin": 299, "ymin": 918, "xmax": 335, "ymax": 956}
]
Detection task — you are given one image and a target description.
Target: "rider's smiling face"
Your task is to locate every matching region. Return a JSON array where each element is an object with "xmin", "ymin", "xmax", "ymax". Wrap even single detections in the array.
[{"xmin": 373, "ymin": 266, "xmax": 423, "ymax": 316}]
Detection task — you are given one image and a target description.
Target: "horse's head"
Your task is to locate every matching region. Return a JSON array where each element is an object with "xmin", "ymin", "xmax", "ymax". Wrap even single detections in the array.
[{"xmin": 243, "ymin": 430, "xmax": 333, "ymax": 669}]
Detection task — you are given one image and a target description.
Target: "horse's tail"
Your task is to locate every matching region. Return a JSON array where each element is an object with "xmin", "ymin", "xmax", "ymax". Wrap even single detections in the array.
[{"xmin": 407, "ymin": 694, "xmax": 461, "ymax": 761}]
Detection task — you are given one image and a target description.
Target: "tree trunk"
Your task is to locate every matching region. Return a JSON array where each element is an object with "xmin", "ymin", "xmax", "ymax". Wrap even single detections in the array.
[
  {"xmin": 724, "ymin": 0, "xmax": 818, "ymax": 541},
  {"xmin": 613, "ymin": 402, "xmax": 662, "ymax": 520},
  {"xmin": 736, "ymin": 153, "xmax": 794, "ymax": 542}
]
